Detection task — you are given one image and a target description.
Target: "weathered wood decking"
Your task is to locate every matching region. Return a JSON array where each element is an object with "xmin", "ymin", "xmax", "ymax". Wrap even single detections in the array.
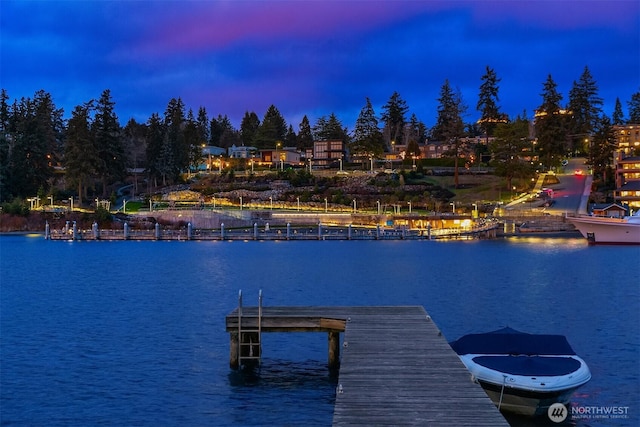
[{"xmin": 225, "ymin": 306, "xmax": 508, "ymax": 426}]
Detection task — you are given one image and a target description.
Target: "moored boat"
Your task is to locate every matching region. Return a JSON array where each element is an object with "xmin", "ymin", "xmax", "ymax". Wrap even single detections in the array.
[
  {"xmin": 450, "ymin": 327, "xmax": 591, "ymax": 417},
  {"xmin": 567, "ymin": 211, "xmax": 640, "ymax": 244}
]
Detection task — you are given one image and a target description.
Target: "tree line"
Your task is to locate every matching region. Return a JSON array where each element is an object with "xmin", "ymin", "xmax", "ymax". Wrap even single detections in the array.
[{"xmin": 1, "ymin": 65, "xmax": 639, "ymax": 204}]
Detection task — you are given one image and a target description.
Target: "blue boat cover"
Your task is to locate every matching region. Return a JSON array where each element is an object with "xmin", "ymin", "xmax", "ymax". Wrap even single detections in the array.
[
  {"xmin": 471, "ymin": 355, "xmax": 581, "ymax": 376},
  {"xmin": 450, "ymin": 327, "xmax": 577, "ymax": 356}
]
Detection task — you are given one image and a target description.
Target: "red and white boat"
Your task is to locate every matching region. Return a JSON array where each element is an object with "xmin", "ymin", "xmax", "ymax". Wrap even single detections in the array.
[{"xmin": 567, "ymin": 211, "xmax": 640, "ymax": 245}]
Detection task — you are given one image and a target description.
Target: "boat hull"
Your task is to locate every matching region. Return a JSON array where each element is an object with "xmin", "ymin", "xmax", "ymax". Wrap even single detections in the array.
[
  {"xmin": 450, "ymin": 328, "xmax": 591, "ymax": 418},
  {"xmin": 568, "ymin": 216, "xmax": 640, "ymax": 245},
  {"xmin": 477, "ymin": 379, "xmax": 579, "ymax": 417},
  {"xmin": 458, "ymin": 354, "xmax": 591, "ymax": 417}
]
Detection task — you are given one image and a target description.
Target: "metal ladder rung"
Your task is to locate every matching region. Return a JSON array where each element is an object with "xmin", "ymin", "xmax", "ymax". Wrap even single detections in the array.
[{"xmin": 237, "ymin": 290, "xmax": 262, "ymax": 366}]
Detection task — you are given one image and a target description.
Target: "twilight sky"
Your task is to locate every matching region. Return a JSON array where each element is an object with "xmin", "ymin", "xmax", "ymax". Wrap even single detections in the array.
[{"xmin": 2, "ymin": 0, "xmax": 639, "ymax": 130}]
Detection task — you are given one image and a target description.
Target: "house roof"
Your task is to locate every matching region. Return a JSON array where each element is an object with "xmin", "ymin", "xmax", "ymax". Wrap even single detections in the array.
[{"xmin": 591, "ymin": 202, "xmax": 627, "ymax": 211}]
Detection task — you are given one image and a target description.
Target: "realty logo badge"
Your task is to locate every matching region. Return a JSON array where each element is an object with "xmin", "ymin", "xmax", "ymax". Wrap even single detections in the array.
[{"xmin": 548, "ymin": 403, "xmax": 568, "ymax": 423}]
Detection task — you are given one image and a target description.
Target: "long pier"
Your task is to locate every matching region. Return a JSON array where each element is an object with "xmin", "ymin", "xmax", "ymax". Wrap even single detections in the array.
[
  {"xmin": 225, "ymin": 304, "xmax": 508, "ymax": 426},
  {"xmin": 45, "ymin": 221, "xmax": 498, "ymax": 241}
]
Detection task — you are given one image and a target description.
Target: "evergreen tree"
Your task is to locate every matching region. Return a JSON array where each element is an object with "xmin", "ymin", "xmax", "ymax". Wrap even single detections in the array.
[
  {"xmin": 567, "ymin": 66, "xmax": 603, "ymax": 154},
  {"xmin": 432, "ymin": 80, "xmax": 467, "ymax": 187},
  {"xmin": 196, "ymin": 107, "xmax": 209, "ymax": 144},
  {"xmin": 5, "ymin": 91, "xmax": 64, "ymax": 200},
  {"xmin": 122, "ymin": 118, "xmax": 147, "ymax": 195},
  {"xmin": 253, "ymin": 105, "xmax": 286, "ymax": 149},
  {"xmin": 65, "ymin": 104, "xmax": 97, "ymax": 205},
  {"xmin": 380, "ymin": 92, "xmax": 408, "ymax": 149},
  {"xmin": 477, "ymin": 66, "xmax": 504, "ymax": 139},
  {"xmin": 0, "ymin": 90, "xmax": 11, "ymax": 201},
  {"xmin": 93, "ymin": 89, "xmax": 124, "ymax": 197},
  {"xmin": 240, "ymin": 111, "xmax": 260, "ymax": 147},
  {"xmin": 297, "ymin": 115, "xmax": 313, "ymax": 150},
  {"xmin": 210, "ymin": 114, "xmax": 223, "ymax": 146},
  {"xmin": 535, "ymin": 75, "xmax": 568, "ymax": 170},
  {"xmin": 285, "ymin": 124, "xmax": 297, "ymax": 147},
  {"xmin": 184, "ymin": 109, "xmax": 203, "ymax": 175},
  {"xmin": 313, "ymin": 113, "xmax": 349, "ymax": 143},
  {"xmin": 351, "ymin": 97, "xmax": 384, "ymax": 160},
  {"xmin": 590, "ymin": 115, "xmax": 615, "ymax": 183},
  {"xmin": 628, "ymin": 91, "xmax": 640, "ymax": 124},
  {"xmin": 406, "ymin": 113, "xmax": 425, "ymax": 159},
  {"xmin": 612, "ymin": 98, "xmax": 624, "ymax": 125},
  {"xmin": 163, "ymin": 97, "xmax": 187, "ymax": 179},
  {"xmin": 216, "ymin": 115, "xmax": 240, "ymax": 148},
  {"xmin": 490, "ymin": 115, "xmax": 532, "ymax": 192},
  {"xmin": 145, "ymin": 113, "xmax": 167, "ymax": 187}
]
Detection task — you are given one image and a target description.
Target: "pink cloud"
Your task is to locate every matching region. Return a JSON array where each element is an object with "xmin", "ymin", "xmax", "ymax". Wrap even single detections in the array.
[
  {"xmin": 133, "ymin": 1, "xmax": 441, "ymax": 55},
  {"xmin": 130, "ymin": 0, "xmax": 636, "ymax": 59}
]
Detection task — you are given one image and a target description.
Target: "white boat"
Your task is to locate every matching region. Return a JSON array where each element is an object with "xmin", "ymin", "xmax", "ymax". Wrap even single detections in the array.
[
  {"xmin": 450, "ymin": 327, "xmax": 591, "ymax": 417},
  {"xmin": 567, "ymin": 211, "xmax": 640, "ymax": 244}
]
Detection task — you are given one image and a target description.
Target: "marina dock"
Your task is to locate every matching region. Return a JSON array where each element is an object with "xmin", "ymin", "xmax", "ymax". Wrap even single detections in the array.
[{"xmin": 225, "ymin": 302, "xmax": 508, "ymax": 426}]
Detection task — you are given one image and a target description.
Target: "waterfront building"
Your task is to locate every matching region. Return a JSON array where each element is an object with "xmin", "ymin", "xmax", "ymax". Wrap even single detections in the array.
[{"xmin": 612, "ymin": 125, "xmax": 640, "ymax": 209}]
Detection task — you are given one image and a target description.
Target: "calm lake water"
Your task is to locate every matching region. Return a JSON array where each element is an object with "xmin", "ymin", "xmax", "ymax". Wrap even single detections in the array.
[{"xmin": 1, "ymin": 235, "xmax": 638, "ymax": 426}]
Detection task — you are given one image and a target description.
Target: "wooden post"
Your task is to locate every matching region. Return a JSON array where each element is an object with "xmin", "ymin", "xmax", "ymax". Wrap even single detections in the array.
[
  {"xmin": 328, "ymin": 331, "xmax": 340, "ymax": 369},
  {"xmin": 230, "ymin": 332, "xmax": 239, "ymax": 369}
]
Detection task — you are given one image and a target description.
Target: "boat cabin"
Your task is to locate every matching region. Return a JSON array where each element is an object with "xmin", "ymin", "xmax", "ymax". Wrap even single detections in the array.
[{"xmin": 590, "ymin": 203, "xmax": 628, "ymax": 218}]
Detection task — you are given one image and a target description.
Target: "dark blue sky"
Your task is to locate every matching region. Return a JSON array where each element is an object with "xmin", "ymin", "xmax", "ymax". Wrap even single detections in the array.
[{"xmin": 2, "ymin": 0, "xmax": 638, "ymax": 130}]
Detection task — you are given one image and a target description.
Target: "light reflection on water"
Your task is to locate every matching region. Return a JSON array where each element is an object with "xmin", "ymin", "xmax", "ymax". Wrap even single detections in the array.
[{"xmin": 1, "ymin": 236, "xmax": 638, "ymax": 426}]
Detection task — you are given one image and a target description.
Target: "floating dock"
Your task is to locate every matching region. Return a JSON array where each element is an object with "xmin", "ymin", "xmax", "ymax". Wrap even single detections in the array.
[{"xmin": 225, "ymin": 302, "xmax": 508, "ymax": 426}]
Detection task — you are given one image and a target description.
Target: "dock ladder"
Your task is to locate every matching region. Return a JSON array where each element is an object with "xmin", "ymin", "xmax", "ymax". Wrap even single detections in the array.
[{"xmin": 237, "ymin": 289, "xmax": 262, "ymax": 367}]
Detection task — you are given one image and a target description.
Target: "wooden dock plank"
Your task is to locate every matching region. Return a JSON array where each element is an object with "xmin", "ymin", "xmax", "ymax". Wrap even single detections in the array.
[
  {"xmin": 225, "ymin": 306, "xmax": 508, "ymax": 426},
  {"xmin": 331, "ymin": 306, "xmax": 508, "ymax": 426}
]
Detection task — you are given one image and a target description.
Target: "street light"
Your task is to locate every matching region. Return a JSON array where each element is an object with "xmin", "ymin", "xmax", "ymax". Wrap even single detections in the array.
[
  {"xmin": 339, "ymin": 158, "xmax": 343, "ymax": 172},
  {"xmin": 69, "ymin": 197, "xmax": 74, "ymax": 212},
  {"xmin": 376, "ymin": 200, "xmax": 381, "ymax": 215},
  {"xmin": 353, "ymin": 199, "xmax": 357, "ymax": 213},
  {"xmin": 240, "ymin": 196, "xmax": 243, "ymax": 210},
  {"xmin": 48, "ymin": 195, "xmax": 54, "ymax": 207},
  {"xmin": 472, "ymin": 203, "xmax": 478, "ymax": 218},
  {"xmin": 370, "ymin": 157, "xmax": 374, "ymax": 173},
  {"xmin": 408, "ymin": 201, "xmax": 412, "ymax": 213},
  {"xmin": 297, "ymin": 197, "xmax": 300, "ymax": 211},
  {"xmin": 324, "ymin": 198, "xmax": 328, "ymax": 212},
  {"xmin": 450, "ymin": 202, "xmax": 456, "ymax": 214},
  {"xmin": 269, "ymin": 196, "xmax": 273, "ymax": 210}
]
